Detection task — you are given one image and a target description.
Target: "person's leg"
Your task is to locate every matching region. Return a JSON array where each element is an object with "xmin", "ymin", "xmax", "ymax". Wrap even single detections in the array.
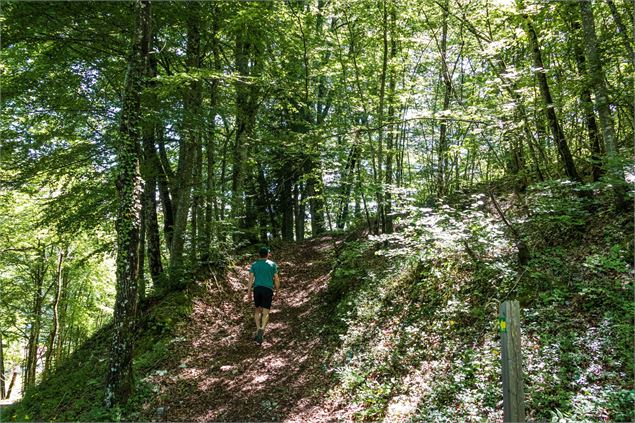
[
  {"xmin": 261, "ymin": 308, "xmax": 270, "ymax": 331},
  {"xmin": 254, "ymin": 307, "xmax": 262, "ymax": 330}
]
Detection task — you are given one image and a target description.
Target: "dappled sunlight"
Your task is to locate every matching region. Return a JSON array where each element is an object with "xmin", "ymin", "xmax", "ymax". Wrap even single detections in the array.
[{"xmin": 141, "ymin": 235, "xmax": 345, "ymax": 422}]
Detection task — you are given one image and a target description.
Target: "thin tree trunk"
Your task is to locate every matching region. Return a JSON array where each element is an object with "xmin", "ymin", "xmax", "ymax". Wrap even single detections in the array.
[
  {"xmin": 376, "ymin": 0, "xmax": 389, "ymax": 232},
  {"xmin": 25, "ymin": 250, "xmax": 46, "ymax": 390},
  {"xmin": 606, "ymin": 0, "xmax": 635, "ymax": 68},
  {"xmin": 337, "ymin": 143, "xmax": 359, "ymax": 229},
  {"xmin": 384, "ymin": 6, "xmax": 397, "ymax": 234},
  {"xmin": 140, "ymin": 20, "xmax": 164, "ymax": 288},
  {"xmin": 138, "ymin": 194, "xmax": 146, "ymax": 300},
  {"xmin": 156, "ymin": 129, "xmax": 175, "ymax": 251},
  {"xmin": 191, "ymin": 141, "xmax": 202, "ymax": 264},
  {"xmin": 6, "ymin": 368, "xmax": 17, "ymax": 399},
  {"xmin": 44, "ymin": 247, "xmax": 66, "ymax": 374},
  {"xmin": 0, "ymin": 331, "xmax": 5, "ymax": 399},
  {"xmin": 570, "ymin": 18, "xmax": 603, "ymax": 181},
  {"xmin": 170, "ymin": 3, "xmax": 201, "ymax": 274},
  {"xmin": 204, "ymin": 8, "xmax": 221, "ymax": 261},
  {"xmin": 437, "ymin": 0, "xmax": 451, "ymax": 197},
  {"xmin": 281, "ymin": 166, "xmax": 295, "ymax": 241},
  {"xmin": 521, "ymin": 8, "xmax": 581, "ymax": 181},
  {"xmin": 294, "ymin": 182, "xmax": 305, "ymax": 241}
]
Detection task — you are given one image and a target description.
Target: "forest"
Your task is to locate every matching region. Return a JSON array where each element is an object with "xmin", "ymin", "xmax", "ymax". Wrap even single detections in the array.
[{"xmin": 0, "ymin": 0, "xmax": 633, "ymax": 421}]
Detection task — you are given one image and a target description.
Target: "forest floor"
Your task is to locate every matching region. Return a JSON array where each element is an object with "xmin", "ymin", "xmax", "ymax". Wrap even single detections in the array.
[{"xmin": 143, "ymin": 234, "xmax": 353, "ymax": 422}]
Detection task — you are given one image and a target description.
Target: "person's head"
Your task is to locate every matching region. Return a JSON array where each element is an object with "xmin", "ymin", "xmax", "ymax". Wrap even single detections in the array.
[{"xmin": 259, "ymin": 246, "xmax": 270, "ymax": 258}]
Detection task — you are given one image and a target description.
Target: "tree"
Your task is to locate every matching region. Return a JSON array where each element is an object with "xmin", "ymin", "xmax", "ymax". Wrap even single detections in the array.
[{"xmin": 104, "ymin": 0, "xmax": 149, "ymax": 408}]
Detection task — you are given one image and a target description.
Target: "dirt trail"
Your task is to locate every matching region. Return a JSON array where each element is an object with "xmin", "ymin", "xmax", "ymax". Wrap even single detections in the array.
[{"xmin": 149, "ymin": 235, "xmax": 347, "ymax": 422}]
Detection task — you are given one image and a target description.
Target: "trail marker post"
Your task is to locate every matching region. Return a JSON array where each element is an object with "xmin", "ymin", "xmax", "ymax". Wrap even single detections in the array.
[{"xmin": 499, "ymin": 300, "xmax": 525, "ymax": 422}]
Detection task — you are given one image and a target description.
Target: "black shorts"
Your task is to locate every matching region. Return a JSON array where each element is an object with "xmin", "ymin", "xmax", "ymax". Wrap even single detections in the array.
[{"xmin": 253, "ymin": 286, "xmax": 273, "ymax": 309}]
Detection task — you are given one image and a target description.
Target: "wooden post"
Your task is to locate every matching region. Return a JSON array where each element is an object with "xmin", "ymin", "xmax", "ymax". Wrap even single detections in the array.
[{"xmin": 499, "ymin": 300, "xmax": 525, "ymax": 422}]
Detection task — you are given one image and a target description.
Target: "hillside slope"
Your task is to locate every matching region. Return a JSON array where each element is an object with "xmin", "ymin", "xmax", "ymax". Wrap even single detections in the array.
[
  {"xmin": 4, "ymin": 183, "xmax": 633, "ymax": 422},
  {"xmin": 139, "ymin": 234, "xmax": 349, "ymax": 422}
]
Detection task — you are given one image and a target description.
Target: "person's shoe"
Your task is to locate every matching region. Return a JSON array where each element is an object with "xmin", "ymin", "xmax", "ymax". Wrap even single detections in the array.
[
  {"xmin": 254, "ymin": 330, "xmax": 260, "ymax": 342},
  {"xmin": 256, "ymin": 329, "xmax": 264, "ymax": 344}
]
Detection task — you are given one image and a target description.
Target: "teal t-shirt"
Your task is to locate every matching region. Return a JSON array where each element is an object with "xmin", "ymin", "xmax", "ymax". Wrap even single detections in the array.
[{"xmin": 250, "ymin": 259, "xmax": 278, "ymax": 289}]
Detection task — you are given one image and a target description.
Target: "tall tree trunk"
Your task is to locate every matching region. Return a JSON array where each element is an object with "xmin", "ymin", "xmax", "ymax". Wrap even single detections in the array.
[
  {"xmin": 569, "ymin": 18, "xmax": 603, "ymax": 181},
  {"xmin": 437, "ymin": 0, "xmax": 451, "ymax": 197},
  {"xmin": 141, "ymin": 50, "xmax": 167, "ymax": 282},
  {"xmin": 232, "ymin": 26, "xmax": 262, "ymax": 237},
  {"xmin": 190, "ymin": 142, "xmax": 202, "ymax": 264},
  {"xmin": 231, "ymin": 33, "xmax": 250, "ymax": 231},
  {"xmin": 521, "ymin": 8, "xmax": 581, "ymax": 181},
  {"xmin": 376, "ymin": 0, "xmax": 389, "ymax": 232},
  {"xmin": 306, "ymin": 0, "xmax": 329, "ymax": 237},
  {"xmin": 580, "ymin": 0, "xmax": 627, "ymax": 207},
  {"xmin": 44, "ymin": 247, "xmax": 66, "ymax": 374},
  {"xmin": 25, "ymin": 249, "xmax": 46, "ymax": 390},
  {"xmin": 204, "ymin": 7, "xmax": 221, "ymax": 261},
  {"xmin": 170, "ymin": 3, "xmax": 201, "ymax": 275},
  {"xmin": 156, "ymin": 129, "xmax": 175, "ymax": 251},
  {"xmin": 104, "ymin": 0, "xmax": 148, "ymax": 408},
  {"xmin": 384, "ymin": 6, "xmax": 397, "ymax": 234}
]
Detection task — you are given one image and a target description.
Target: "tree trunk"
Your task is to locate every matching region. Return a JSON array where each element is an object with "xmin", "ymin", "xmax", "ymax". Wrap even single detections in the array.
[
  {"xmin": 190, "ymin": 141, "xmax": 202, "ymax": 264},
  {"xmin": 25, "ymin": 249, "xmax": 46, "ymax": 390},
  {"xmin": 204, "ymin": 7, "xmax": 221, "ymax": 262},
  {"xmin": 281, "ymin": 166, "xmax": 295, "ymax": 241},
  {"xmin": 44, "ymin": 247, "xmax": 66, "ymax": 374},
  {"xmin": 337, "ymin": 143, "xmax": 359, "ymax": 229},
  {"xmin": 6, "ymin": 367, "xmax": 17, "ymax": 399},
  {"xmin": 104, "ymin": 0, "xmax": 148, "ymax": 408},
  {"xmin": 521, "ymin": 9, "xmax": 581, "ymax": 181},
  {"xmin": 0, "ymin": 331, "xmax": 5, "ymax": 399},
  {"xmin": 437, "ymin": 0, "xmax": 451, "ymax": 197},
  {"xmin": 569, "ymin": 18, "xmax": 603, "ymax": 181},
  {"xmin": 580, "ymin": 0, "xmax": 627, "ymax": 206},
  {"xmin": 384, "ymin": 6, "xmax": 397, "ymax": 234},
  {"xmin": 231, "ymin": 33, "xmax": 251, "ymax": 230},
  {"xmin": 138, "ymin": 193, "xmax": 146, "ymax": 300},
  {"xmin": 142, "ymin": 49, "xmax": 167, "ymax": 282},
  {"xmin": 376, "ymin": 0, "xmax": 389, "ymax": 232},
  {"xmin": 294, "ymin": 183, "xmax": 305, "ymax": 241},
  {"xmin": 156, "ymin": 129, "xmax": 175, "ymax": 251},
  {"xmin": 170, "ymin": 3, "xmax": 201, "ymax": 275},
  {"xmin": 606, "ymin": 0, "xmax": 635, "ymax": 68}
]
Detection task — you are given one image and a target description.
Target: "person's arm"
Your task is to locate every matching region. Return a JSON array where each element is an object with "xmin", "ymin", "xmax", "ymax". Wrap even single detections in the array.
[{"xmin": 274, "ymin": 273, "xmax": 280, "ymax": 291}]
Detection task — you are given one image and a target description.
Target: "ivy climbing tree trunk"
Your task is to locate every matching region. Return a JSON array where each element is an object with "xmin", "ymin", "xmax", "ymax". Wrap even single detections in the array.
[{"xmin": 104, "ymin": 0, "xmax": 148, "ymax": 408}]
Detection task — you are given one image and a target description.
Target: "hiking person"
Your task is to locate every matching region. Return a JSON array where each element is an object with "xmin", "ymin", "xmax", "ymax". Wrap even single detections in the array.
[{"xmin": 246, "ymin": 246, "xmax": 280, "ymax": 344}]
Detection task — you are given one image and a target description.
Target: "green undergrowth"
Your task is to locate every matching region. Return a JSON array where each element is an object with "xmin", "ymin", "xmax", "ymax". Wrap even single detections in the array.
[
  {"xmin": 3, "ymin": 289, "xmax": 194, "ymax": 422},
  {"xmin": 324, "ymin": 180, "xmax": 634, "ymax": 422}
]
